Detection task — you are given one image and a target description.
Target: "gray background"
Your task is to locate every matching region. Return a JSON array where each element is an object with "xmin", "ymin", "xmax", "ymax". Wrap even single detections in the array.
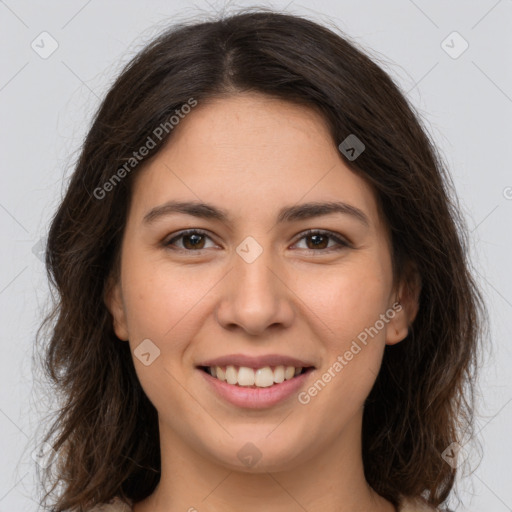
[{"xmin": 1, "ymin": 0, "xmax": 511, "ymax": 510}]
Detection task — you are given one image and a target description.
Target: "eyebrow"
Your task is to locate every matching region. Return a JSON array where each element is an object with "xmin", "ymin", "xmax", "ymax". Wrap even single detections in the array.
[{"xmin": 142, "ymin": 200, "xmax": 370, "ymax": 227}]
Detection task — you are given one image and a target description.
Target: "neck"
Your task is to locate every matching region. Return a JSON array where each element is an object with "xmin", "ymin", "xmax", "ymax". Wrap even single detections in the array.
[{"xmin": 133, "ymin": 411, "xmax": 395, "ymax": 512}]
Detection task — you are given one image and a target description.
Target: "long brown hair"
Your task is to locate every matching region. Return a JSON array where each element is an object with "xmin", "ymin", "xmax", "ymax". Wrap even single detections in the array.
[{"xmin": 35, "ymin": 8, "xmax": 485, "ymax": 510}]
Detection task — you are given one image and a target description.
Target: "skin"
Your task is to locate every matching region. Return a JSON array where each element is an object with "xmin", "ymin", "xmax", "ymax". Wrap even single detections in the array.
[{"xmin": 106, "ymin": 92, "xmax": 420, "ymax": 512}]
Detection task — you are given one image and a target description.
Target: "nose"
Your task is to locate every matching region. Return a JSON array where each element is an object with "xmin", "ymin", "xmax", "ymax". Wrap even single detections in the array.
[{"xmin": 215, "ymin": 244, "xmax": 295, "ymax": 336}]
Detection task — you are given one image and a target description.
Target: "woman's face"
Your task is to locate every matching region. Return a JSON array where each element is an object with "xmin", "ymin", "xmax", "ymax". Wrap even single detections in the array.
[{"xmin": 107, "ymin": 92, "xmax": 414, "ymax": 473}]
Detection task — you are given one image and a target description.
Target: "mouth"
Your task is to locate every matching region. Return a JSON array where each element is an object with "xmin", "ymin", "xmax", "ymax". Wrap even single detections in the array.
[
  {"xmin": 198, "ymin": 365, "xmax": 314, "ymax": 388},
  {"xmin": 196, "ymin": 354, "xmax": 317, "ymax": 408}
]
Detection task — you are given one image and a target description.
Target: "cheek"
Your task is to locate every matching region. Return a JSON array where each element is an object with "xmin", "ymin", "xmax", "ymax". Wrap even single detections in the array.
[
  {"xmin": 119, "ymin": 258, "xmax": 205, "ymax": 414},
  {"xmin": 294, "ymin": 255, "xmax": 392, "ymax": 347},
  {"xmin": 293, "ymin": 257, "xmax": 392, "ymax": 411},
  {"xmin": 121, "ymin": 251, "xmax": 209, "ymax": 342},
  {"xmin": 120, "ymin": 253, "xmax": 222, "ymax": 401}
]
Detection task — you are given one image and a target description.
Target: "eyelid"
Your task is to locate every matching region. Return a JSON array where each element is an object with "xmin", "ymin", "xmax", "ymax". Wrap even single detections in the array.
[
  {"xmin": 164, "ymin": 228, "xmax": 219, "ymax": 250},
  {"xmin": 290, "ymin": 228, "xmax": 352, "ymax": 251},
  {"xmin": 163, "ymin": 228, "xmax": 351, "ymax": 252}
]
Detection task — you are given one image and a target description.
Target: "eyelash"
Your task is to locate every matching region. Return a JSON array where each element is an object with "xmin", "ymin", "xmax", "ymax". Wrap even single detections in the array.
[{"xmin": 163, "ymin": 228, "xmax": 351, "ymax": 254}]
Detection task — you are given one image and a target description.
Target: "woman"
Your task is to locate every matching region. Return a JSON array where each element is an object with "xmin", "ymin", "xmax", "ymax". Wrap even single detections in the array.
[{"xmin": 36, "ymin": 9, "xmax": 484, "ymax": 512}]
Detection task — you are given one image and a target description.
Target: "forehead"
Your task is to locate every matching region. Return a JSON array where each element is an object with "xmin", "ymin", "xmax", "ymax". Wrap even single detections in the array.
[
  {"xmin": 128, "ymin": 93, "xmax": 383, "ymax": 231},
  {"xmin": 158, "ymin": 93, "xmax": 334, "ymax": 163}
]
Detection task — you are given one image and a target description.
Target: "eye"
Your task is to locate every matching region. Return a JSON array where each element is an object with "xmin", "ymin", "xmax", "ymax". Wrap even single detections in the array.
[
  {"xmin": 292, "ymin": 229, "xmax": 351, "ymax": 252},
  {"xmin": 163, "ymin": 229, "xmax": 218, "ymax": 251},
  {"xmin": 163, "ymin": 228, "xmax": 351, "ymax": 253}
]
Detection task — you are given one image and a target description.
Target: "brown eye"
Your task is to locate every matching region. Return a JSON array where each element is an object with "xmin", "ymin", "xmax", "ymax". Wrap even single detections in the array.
[
  {"xmin": 294, "ymin": 230, "xmax": 350, "ymax": 252},
  {"xmin": 182, "ymin": 233, "xmax": 206, "ymax": 250},
  {"xmin": 164, "ymin": 229, "xmax": 216, "ymax": 251},
  {"xmin": 305, "ymin": 233, "xmax": 329, "ymax": 250}
]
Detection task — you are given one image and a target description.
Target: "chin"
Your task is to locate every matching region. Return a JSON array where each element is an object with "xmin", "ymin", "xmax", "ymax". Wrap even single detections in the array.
[{"xmin": 201, "ymin": 431, "xmax": 312, "ymax": 473}]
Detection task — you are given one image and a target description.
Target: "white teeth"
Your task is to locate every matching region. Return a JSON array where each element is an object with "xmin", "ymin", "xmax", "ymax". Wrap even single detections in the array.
[
  {"xmin": 284, "ymin": 366, "xmax": 295, "ymax": 380},
  {"xmin": 207, "ymin": 364, "xmax": 306, "ymax": 387},
  {"xmin": 216, "ymin": 367, "xmax": 225, "ymax": 381},
  {"xmin": 238, "ymin": 366, "xmax": 256, "ymax": 386},
  {"xmin": 225, "ymin": 365, "xmax": 238, "ymax": 385},
  {"xmin": 254, "ymin": 367, "xmax": 274, "ymax": 387},
  {"xmin": 273, "ymin": 366, "xmax": 285, "ymax": 383}
]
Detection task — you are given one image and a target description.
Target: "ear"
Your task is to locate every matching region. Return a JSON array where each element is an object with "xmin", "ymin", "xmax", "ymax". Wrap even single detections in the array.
[
  {"xmin": 385, "ymin": 262, "xmax": 421, "ymax": 346},
  {"xmin": 104, "ymin": 276, "xmax": 129, "ymax": 341}
]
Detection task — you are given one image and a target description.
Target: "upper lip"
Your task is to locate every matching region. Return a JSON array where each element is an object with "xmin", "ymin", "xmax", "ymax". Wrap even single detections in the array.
[{"xmin": 197, "ymin": 353, "xmax": 316, "ymax": 369}]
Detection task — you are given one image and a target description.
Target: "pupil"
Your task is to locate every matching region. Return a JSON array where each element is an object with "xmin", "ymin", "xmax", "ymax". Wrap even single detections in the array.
[
  {"xmin": 308, "ymin": 234, "xmax": 327, "ymax": 249},
  {"xmin": 182, "ymin": 234, "xmax": 329, "ymax": 250},
  {"xmin": 184, "ymin": 234, "xmax": 204, "ymax": 249}
]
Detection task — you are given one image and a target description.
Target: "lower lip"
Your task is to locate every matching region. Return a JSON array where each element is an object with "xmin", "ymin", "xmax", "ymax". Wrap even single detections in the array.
[{"xmin": 198, "ymin": 368, "xmax": 314, "ymax": 409}]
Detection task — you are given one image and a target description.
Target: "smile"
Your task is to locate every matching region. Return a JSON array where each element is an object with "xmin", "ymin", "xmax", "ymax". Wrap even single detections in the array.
[{"xmin": 199, "ymin": 365, "xmax": 312, "ymax": 388}]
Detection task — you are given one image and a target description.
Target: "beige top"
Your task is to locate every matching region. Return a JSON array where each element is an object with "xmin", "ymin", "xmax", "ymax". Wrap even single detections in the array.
[{"xmin": 87, "ymin": 496, "xmax": 438, "ymax": 511}]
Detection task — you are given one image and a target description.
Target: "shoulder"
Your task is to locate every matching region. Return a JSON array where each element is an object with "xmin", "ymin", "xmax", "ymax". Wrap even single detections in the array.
[
  {"xmin": 86, "ymin": 496, "xmax": 446, "ymax": 512},
  {"xmin": 399, "ymin": 497, "xmax": 441, "ymax": 511},
  {"xmin": 85, "ymin": 497, "xmax": 133, "ymax": 512}
]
